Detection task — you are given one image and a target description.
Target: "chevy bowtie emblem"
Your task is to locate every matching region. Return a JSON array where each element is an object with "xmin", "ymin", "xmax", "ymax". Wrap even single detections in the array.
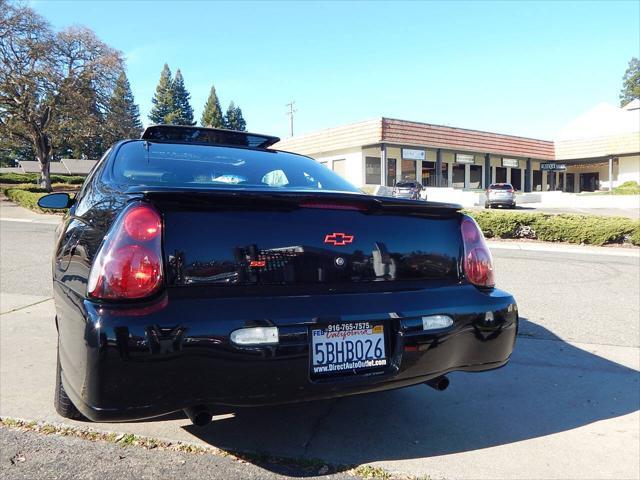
[{"xmin": 324, "ymin": 232, "xmax": 354, "ymax": 246}]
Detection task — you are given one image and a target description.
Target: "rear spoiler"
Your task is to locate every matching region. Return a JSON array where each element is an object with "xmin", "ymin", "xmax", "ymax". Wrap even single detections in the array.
[
  {"xmin": 141, "ymin": 125, "xmax": 280, "ymax": 149},
  {"xmin": 125, "ymin": 187, "xmax": 462, "ymax": 217}
]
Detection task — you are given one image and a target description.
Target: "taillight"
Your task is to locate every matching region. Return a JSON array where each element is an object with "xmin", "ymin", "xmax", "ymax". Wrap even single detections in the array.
[
  {"xmin": 88, "ymin": 203, "xmax": 163, "ymax": 300},
  {"xmin": 461, "ymin": 215, "xmax": 495, "ymax": 288}
]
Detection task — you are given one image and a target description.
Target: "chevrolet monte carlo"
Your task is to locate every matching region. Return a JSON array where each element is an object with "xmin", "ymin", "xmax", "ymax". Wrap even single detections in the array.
[{"xmin": 39, "ymin": 125, "xmax": 518, "ymax": 426}]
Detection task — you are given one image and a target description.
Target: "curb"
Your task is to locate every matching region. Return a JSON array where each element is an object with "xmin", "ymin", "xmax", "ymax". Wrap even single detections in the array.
[
  {"xmin": 0, "ymin": 217, "xmax": 60, "ymax": 225},
  {"xmin": 487, "ymin": 240, "xmax": 640, "ymax": 258}
]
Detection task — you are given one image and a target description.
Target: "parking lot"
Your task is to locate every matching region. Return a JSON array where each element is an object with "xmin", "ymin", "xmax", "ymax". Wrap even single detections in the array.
[{"xmin": 1, "ymin": 206, "xmax": 639, "ymax": 479}]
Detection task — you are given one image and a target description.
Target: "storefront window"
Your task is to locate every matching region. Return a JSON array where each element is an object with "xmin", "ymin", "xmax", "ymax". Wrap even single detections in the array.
[
  {"xmin": 421, "ymin": 161, "xmax": 435, "ymax": 187},
  {"xmin": 441, "ymin": 163, "xmax": 448, "ymax": 186},
  {"xmin": 401, "ymin": 159, "xmax": 417, "ymax": 181},
  {"xmin": 566, "ymin": 173, "xmax": 575, "ymax": 192},
  {"xmin": 495, "ymin": 167, "xmax": 507, "ymax": 183},
  {"xmin": 452, "ymin": 164, "xmax": 465, "ymax": 188},
  {"xmin": 511, "ymin": 169, "xmax": 522, "ymax": 190},
  {"xmin": 469, "ymin": 165, "xmax": 482, "ymax": 189},
  {"xmin": 386, "ymin": 158, "xmax": 396, "ymax": 186},
  {"xmin": 365, "ymin": 157, "xmax": 381, "ymax": 184},
  {"xmin": 533, "ymin": 170, "xmax": 542, "ymax": 191}
]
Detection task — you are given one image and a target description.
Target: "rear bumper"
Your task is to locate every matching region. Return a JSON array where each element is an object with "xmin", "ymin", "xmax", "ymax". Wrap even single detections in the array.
[
  {"xmin": 488, "ymin": 199, "xmax": 516, "ymax": 206},
  {"xmin": 55, "ymin": 282, "xmax": 518, "ymax": 422}
]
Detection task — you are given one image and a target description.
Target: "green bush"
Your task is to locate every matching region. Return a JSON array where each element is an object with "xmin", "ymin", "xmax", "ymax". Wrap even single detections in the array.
[
  {"xmin": 466, "ymin": 210, "xmax": 640, "ymax": 246},
  {"xmin": 3, "ymin": 188, "xmax": 51, "ymax": 212},
  {"xmin": 8, "ymin": 183, "xmax": 79, "ymax": 193},
  {"xmin": 0, "ymin": 172, "xmax": 85, "ymax": 185},
  {"xmin": 612, "ymin": 181, "xmax": 640, "ymax": 195}
]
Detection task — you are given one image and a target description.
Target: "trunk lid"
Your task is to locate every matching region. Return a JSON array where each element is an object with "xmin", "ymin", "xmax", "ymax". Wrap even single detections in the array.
[{"xmin": 135, "ymin": 189, "xmax": 463, "ymax": 292}]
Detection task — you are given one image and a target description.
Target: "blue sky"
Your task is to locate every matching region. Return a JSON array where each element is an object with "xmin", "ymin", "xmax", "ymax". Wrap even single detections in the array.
[{"xmin": 30, "ymin": 0, "xmax": 639, "ymax": 140}]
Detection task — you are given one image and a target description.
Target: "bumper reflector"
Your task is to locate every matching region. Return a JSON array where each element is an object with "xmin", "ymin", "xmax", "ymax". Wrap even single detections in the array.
[
  {"xmin": 230, "ymin": 327, "xmax": 279, "ymax": 346},
  {"xmin": 421, "ymin": 315, "xmax": 453, "ymax": 331}
]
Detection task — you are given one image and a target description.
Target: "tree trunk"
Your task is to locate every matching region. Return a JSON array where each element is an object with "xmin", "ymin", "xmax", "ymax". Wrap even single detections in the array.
[{"xmin": 35, "ymin": 132, "xmax": 52, "ymax": 192}]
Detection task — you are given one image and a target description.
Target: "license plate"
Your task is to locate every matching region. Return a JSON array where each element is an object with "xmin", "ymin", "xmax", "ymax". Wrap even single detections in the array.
[{"xmin": 310, "ymin": 322, "xmax": 387, "ymax": 376}]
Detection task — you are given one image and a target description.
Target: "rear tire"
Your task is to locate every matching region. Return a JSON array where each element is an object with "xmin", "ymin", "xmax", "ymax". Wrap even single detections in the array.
[{"xmin": 54, "ymin": 348, "xmax": 85, "ymax": 420}]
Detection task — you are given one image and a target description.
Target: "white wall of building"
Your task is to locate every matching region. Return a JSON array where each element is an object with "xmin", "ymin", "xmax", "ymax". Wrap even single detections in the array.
[
  {"xmin": 618, "ymin": 155, "xmax": 640, "ymax": 185},
  {"xmin": 312, "ymin": 148, "xmax": 364, "ymax": 187}
]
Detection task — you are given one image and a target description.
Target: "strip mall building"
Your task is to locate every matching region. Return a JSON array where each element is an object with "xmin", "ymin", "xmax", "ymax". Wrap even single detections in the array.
[{"xmin": 275, "ymin": 100, "xmax": 640, "ymax": 193}]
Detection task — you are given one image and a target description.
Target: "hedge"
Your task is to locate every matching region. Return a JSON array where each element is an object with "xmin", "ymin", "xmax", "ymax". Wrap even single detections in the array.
[
  {"xmin": 612, "ymin": 181, "xmax": 640, "ymax": 195},
  {"xmin": 0, "ymin": 172, "xmax": 85, "ymax": 185},
  {"xmin": 3, "ymin": 188, "xmax": 52, "ymax": 213},
  {"xmin": 466, "ymin": 210, "xmax": 640, "ymax": 246},
  {"xmin": 3, "ymin": 185, "xmax": 639, "ymax": 246}
]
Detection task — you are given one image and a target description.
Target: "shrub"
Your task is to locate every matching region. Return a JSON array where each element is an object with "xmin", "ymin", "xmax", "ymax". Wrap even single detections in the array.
[
  {"xmin": 3, "ymin": 188, "xmax": 50, "ymax": 212},
  {"xmin": 466, "ymin": 210, "xmax": 640, "ymax": 246},
  {"xmin": 612, "ymin": 181, "xmax": 640, "ymax": 195},
  {"xmin": 0, "ymin": 172, "xmax": 85, "ymax": 185}
]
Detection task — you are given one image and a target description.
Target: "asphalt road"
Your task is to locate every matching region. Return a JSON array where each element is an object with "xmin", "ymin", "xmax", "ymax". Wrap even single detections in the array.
[
  {"xmin": 0, "ymin": 427, "xmax": 354, "ymax": 480},
  {"xmin": 1, "ymin": 214, "xmax": 639, "ymax": 479}
]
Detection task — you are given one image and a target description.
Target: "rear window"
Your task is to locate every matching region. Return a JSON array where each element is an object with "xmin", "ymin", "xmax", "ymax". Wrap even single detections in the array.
[
  {"xmin": 396, "ymin": 181, "xmax": 419, "ymax": 188},
  {"xmin": 111, "ymin": 141, "xmax": 359, "ymax": 193},
  {"xmin": 489, "ymin": 184, "xmax": 513, "ymax": 190}
]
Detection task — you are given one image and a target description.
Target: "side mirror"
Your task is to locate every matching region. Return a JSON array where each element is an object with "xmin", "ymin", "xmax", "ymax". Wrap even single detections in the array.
[{"xmin": 37, "ymin": 192, "xmax": 74, "ymax": 210}]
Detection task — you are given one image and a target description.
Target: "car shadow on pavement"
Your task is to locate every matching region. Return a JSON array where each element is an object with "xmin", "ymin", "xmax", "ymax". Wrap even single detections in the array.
[{"xmin": 182, "ymin": 317, "xmax": 639, "ymax": 475}]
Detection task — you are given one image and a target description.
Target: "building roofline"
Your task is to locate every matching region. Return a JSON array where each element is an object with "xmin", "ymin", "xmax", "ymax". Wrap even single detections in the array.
[{"xmin": 381, "ymin": 117, "xmax": 553, "ymax": 144}]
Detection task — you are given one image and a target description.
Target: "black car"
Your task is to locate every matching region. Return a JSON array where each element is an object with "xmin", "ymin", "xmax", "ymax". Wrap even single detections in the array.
[{"xmin": 39, "ymin": 125, "xmax": 518, "ymax": 426}]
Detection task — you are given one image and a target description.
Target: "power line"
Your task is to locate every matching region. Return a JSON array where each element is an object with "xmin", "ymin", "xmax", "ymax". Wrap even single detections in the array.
[{"xmin": 285, "ymin": 101, "xmax": 297, "ymax": 137}]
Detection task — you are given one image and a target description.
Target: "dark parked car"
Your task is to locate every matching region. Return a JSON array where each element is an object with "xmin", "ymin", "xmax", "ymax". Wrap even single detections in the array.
[
  {"xmin": 485, "ymin": 183, "xmax": 516, "ymax": 209},
  {"xmin": 392, "ymin": 180, "xmax": 423, "ymax": 200},
  {"xmin": 40, "ymin": 125, "xmax": 518, "ymax": 425}
]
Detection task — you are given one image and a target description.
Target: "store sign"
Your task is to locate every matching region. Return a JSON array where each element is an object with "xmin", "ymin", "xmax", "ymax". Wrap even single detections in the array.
[
  {"xmin": 540, "ymin": 163, "xmax": 567, "ymax": 171},
  {"xmin": 502, "ymin": 158, "xmax": 520, "ymax": 168},
  {"xmin": 455, "ymin": 154, "xmax": 475, "ymax": 164},
  {"xmin": 401, "ymin": 148, "xmax": 425, "ymax": 161}
]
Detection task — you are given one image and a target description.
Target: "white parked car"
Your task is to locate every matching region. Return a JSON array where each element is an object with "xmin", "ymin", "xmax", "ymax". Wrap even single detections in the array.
[{"xmin": 485, "ymin": 183, "xmax": 516, "ymax": 209}]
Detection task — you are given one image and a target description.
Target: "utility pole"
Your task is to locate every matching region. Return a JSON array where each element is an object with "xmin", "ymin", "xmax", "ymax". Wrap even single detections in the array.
[{"xmin": 285, "ymin": 101, "xmax": 296, "ymax": 137}]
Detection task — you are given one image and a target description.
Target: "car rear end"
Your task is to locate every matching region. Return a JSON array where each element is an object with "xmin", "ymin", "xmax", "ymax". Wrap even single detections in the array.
[
  {"xmin": 392, "ymin": 181, "xmax": 422, "ymax": 200},
  {"xmin": 486, "ymin": 183, "xmax": 516, "ymax": 208},
  {"xmin": 56, "ymin": 137, "xmax": 518, "ymax": 422}
]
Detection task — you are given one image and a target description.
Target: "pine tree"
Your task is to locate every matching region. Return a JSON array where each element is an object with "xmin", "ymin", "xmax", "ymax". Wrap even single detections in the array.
[
  {"xmin": 620, "ymin": 57, "xmax": 640, "ymax": 106},
  {"xmin": 224, "ymin": 101, "xmax": 236, "ymax": 129},
  {"xmin": 148, "ymin": 64, "xmax": 176, "ymax": 124},
  {"xmin": 201, "ymin": 85, "xmax": 224, "ymax": 128},
  {"xmin": 224, "ymin": 101, "xmax": 247, "ymax": 131},
  {"xmin": 233, "ymin": 104, "xmax": 246, "ymax": 132},
  {"xmin": 171, "ymin": 69, "xmax": 195, "ymax": 125},
  {"xmin": 104, "ymin": 71, "xmax": 143, "ymax": 144}
]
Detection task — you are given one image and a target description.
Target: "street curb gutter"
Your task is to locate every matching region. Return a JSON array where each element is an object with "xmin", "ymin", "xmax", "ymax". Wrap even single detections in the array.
[{"xmin": 487, "ymin": 240, "xmax": 640, "ymax": 258}]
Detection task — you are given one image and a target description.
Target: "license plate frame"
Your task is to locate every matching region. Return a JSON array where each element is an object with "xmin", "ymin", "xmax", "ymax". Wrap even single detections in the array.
[{"xmin": 310, "ymin": 321, "xmax": 388, "ymax": 378}]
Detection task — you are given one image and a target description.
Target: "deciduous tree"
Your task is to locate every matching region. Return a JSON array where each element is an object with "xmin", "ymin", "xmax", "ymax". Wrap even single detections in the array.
[{"xmin": 0, "ymin": 2, "xmax": 122, "ymax": 190}]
